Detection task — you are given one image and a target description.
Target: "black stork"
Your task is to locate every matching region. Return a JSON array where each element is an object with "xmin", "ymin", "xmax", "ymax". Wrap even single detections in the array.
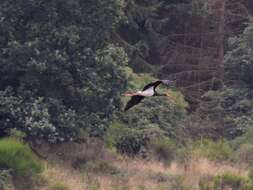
[{"xmin": 123, "ymin": 80, "xmax": 175, "ymax": 111}]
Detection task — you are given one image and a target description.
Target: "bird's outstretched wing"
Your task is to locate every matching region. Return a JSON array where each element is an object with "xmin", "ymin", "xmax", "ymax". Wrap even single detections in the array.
[
  {"xmin": 142, "ymin": 81, "xmax": 162, "ymax": 91},
  {"xmin": 124, "ymin": 95, "xmax": 145, "ymax": 112},
  {"xmin": 142, "ymin": 80, "xmax": 172, "ymax": 91}
]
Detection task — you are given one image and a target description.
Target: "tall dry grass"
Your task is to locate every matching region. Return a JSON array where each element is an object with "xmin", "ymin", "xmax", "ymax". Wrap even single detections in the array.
[{"xmin": 33, "ymin": 141, "xmax": 249, "ymax": 190}]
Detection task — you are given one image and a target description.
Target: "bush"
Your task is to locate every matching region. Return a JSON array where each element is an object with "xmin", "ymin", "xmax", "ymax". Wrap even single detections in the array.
[
  {"xmin": 199, "ymin": 173, "xmax": 253, "ymax": 190},
  {"xmin": 106, "ymin": 122, "xmax": 148, "ymax": 156},
  {"xmin": 106, "ymin": 122, "xmax": 171, "ymax": 157},
  {"xmin": 151, "ymin": 138, "xmax": 176, "ymax": 165},
  {"xmin": 0, "ymin": 138, "xmax": 42, "ymax": 176},
  {"xmin": 105, "ymin": 122, "xmax": 130, "ymax": 150},
  {"xmin": 249, "ymin": 168, "xmax": 253, "ymax": 181},
  {"xmin": 233, "ymin": 143, "xmax": 253, "ymax": 165},
  {"xmin": 0, "ymin": 170, "xmax": 14, "ymax": 190},
  {"xmin": 213, "ymin": 173, "xmax": 253, "ymax": 190},
  {"xmin": 83, "ymin": 160, "xmax": 120, "ymax": 175},
  {"xmin": 50, "ymin": 182, "xmax": 69, "ymax": 190},
  {"xmin": 146, "ymin": 171, "xmax": 174, "ymax": 183},
  {"xmin": 199, "ymin": 175, "xmax": 214, "ymax": 190},
  {"xmin": 193, "ymin": 139, "xmax": 233, "ymax": 161}
]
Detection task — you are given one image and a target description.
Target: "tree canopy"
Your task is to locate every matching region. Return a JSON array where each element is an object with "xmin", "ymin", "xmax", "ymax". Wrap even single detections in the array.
[{"xmin": 0, "ymin": 0, "xmax": 128, "ymax": 142}]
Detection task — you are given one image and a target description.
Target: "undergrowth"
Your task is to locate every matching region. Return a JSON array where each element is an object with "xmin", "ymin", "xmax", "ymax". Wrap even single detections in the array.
[{"xmin": 0, "ymin": 138, "xmax": 42, "ymax": 176}]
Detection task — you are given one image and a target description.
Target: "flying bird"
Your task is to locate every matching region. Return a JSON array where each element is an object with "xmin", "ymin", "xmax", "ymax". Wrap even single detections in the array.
[{"xmin": 123, "ymin": 80, "xmax": 175, "ymax": 111}]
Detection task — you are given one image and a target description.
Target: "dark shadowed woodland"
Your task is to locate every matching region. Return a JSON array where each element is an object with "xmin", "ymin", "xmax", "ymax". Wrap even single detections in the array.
[{"xmin": 0, "ymin": 0, "xmax": 253, "ymax": 189}]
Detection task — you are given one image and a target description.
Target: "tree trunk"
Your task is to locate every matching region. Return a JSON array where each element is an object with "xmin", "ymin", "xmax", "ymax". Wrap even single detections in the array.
[{"xmin": 217, "ymin": 0, "xmax": 225, "ymax": 82}]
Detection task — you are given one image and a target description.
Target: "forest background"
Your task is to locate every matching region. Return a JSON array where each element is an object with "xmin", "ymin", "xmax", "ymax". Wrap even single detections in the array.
[{"xmin": 0, "ymin": 0, "xmax": 253, "ymax": 189}]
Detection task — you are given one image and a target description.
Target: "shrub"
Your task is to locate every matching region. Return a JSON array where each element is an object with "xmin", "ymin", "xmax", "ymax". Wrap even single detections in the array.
[
  {"xmin": 199, "ymin": 175, "xmax": 215, "ymax": 190},
  {"xmin": 9, "ymin": 129, "xmax": 26, "ymax": 141},
  {"xmin": 248, "ymin": 168, "xmax": 253, "ymax": 181},
  {"xmin": 146, "ymin": 171, "xmax": 174, "ymax": 183},
  {"xmin": 106, "ymin": 122, "xmax": 148, "ymax": 156},
  {"xmin": 105, "ymin": 122, "xmax": 130, "ymax": 150},
  {"xmin": 230, "ymin": 130, "xmax": 253, "ymax": 151},
  {"xmin": 0, "ymin": 170, "xmax": 14, "ymax": 190},
  {"xmin": 50, "ymin": 182, "xmax": 69, "ymax": 190},
  {"xmin": 80, "ymin": 159, "xmax": 120, "ymax": 175},
  {"xmin": 151, "ymin": 138, "xmax": 176, "ymax": 165},
  {"xmin": 199, "ymin": 173, "xmax": 253, "ymax": 190},
  {"xmin": 213, "ymin": 173, "xmax": 253, "ymax": 190},
  {"xmin": 193, "ymin": 139, "xmax": 233, "ymax": 161},
  {"xmin": 106, "ymin": 121, "xmax": 173, "ymax": 157},
  {"xmin": 233, "ymin": 143, "xmax": 253, "ymax": 165},
  {"xmin": 86, "ymin": 178, "xmax": 101, "ymax": 190},
  {"xmin": 0, "ymin": 138, "xmax": 42, "ymax": 176}
]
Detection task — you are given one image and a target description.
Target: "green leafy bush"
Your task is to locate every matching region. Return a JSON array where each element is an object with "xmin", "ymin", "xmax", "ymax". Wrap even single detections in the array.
[
  {"xmin": 106, "ymin": 122, "xmax": 169, "ymax": 156},
  {"xmin": 193, "ymin": 139, "xmax": 233, "ymax": 161},
  {"xmin": 0, "ymin": 138, "xmax": 42, "ymax": 176},
  {"xmin": 106, "ymin": 122, "xmax": 146, "ymax": 155}
]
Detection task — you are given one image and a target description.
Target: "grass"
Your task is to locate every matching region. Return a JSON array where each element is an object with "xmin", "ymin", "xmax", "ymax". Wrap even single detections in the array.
[
  {"xmin": 50, "ymin": 182, "xmax": 69, "ymax": 190},
  {"xmin": 18, "ymin": 139, "xmax": 249, "ymax": 190},
  {"xmin": 81, "ymin": 159, "xmax": 121, "ymax": 175},
  {"xmin": 0, "ymin": 138, "xmax": 42, "ymax": 176}
]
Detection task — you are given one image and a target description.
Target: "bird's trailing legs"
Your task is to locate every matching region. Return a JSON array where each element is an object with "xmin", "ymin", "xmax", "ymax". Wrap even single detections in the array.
[
  {"xmin": 122, "ymin": 91, "xmax": 141, "ymax": 97},
  {"xmin": 165, "ymin": 91, "xmax": 177, "ymax": 103}
]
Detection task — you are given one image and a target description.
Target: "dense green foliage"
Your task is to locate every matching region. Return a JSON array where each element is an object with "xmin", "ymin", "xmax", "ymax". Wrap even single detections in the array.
[
  {"xmin": 0, "ymin": 0, "xmax": 128, "ymax": 142},
  {"xmin": 198, "ymin": 22, "xmax": 253, "ymax": 139},
  {"xmin": 1, "ymin": 1, "xmax": 253, "ymax": 189},
  {"xmin": 0, "ymin": 138, "xmax": 42, "ymax": 176},
  {"xmin": 0, "ymin": 0, "xmax": 188, "ymax": 154}
]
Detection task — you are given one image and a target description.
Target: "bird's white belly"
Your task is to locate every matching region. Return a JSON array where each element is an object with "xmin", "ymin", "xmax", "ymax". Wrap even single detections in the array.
[{"xmin": 139, "ymin": 87, "xmax": 154, "ymax": 96}]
